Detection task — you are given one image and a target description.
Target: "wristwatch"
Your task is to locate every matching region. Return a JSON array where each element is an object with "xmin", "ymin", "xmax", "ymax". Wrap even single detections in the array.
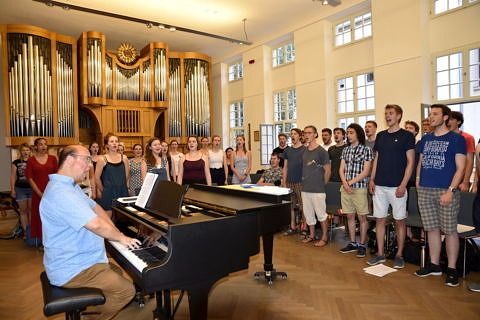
[{"xmin": 448, "ymin": 186, "xmax": 458, "ymax": 192}]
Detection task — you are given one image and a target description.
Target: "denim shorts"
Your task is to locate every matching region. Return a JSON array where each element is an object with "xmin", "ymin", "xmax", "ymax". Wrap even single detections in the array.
[{"xmin": 15, "ymin": 187, "xmax": 32, "ymax": 201}]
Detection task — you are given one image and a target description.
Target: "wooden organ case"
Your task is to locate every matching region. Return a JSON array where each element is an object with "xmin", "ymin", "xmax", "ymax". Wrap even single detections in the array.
[
  {"xmin": 1, "ymin": 24, "xmax": 78, "ymax": 146},
  {"xmin": 78, "ymin": 31, "xmax": 212, "ymax": 149}
]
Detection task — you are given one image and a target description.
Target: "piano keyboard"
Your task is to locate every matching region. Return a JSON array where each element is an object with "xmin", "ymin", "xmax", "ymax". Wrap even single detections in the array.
[{"xmin": 108, "ymin": 240, "xmax": 168, "ymax": 272}]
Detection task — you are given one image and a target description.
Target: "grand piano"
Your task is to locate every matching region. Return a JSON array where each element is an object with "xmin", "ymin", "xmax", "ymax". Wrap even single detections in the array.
[{"xmin": 106, "ymin": 181, "xmax": 291, "ymax": 320}]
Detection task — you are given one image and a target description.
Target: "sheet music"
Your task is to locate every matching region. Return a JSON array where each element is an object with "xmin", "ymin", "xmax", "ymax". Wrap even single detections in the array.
[
  {"xmin": 363, "ymin": 264, "xmax": 398, "ymax": 277},
  {"xmin": 135, "ymin": 172, "xmax": 158, "ymax": 208}
]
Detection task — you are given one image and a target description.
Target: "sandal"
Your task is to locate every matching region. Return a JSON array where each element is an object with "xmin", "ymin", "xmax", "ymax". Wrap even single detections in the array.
[
  {"xmin": 298, "ymin": 229, "xmax": 308, "ymax": 240},
  {"xmin": 283, "ymin": 228, "xmax": 298, "ymax": 236},
  {"xmin": 302, "ymin": 235, "xmax": 315, "ymax": 243},
  {"xmin": 314, "ymin": 239, "xmax": 328, "ymax": 247}
]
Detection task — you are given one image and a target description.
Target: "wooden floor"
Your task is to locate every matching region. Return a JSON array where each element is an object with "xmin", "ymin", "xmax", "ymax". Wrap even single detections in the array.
[{"xmin": 1, "ymin": 211, "xmax": 479, "ymax": 320}]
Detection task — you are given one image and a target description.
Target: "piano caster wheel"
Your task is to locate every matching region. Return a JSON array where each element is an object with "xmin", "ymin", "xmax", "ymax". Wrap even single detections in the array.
[
  {"xmin": 281, "ymin": 274, "xmax": 287, "ymax": 280},
  {"xmin": 254, "ymin": 272, "xmax": 261, "ymax": 280},
  {"xmin": 139, "ymin": 302, "xmax": 145, "ymax": 308},
  {"xmin": 267, "ymin": 280, "xmax": 273, "ymax": 285}
]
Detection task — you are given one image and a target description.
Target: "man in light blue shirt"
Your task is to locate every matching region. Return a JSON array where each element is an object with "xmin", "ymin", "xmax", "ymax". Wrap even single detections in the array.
[{"xmin": 40, "ymin": 145, "xmax": 140, "ymax": 320}]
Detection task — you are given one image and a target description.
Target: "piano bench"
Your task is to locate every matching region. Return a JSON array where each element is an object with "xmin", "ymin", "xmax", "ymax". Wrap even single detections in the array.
[{"xmin": 40, "ymin": 271, "xmax": 105, "ymax": 320}]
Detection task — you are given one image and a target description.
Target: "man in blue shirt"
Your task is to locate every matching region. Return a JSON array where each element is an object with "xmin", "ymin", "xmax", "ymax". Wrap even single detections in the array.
[
  {"xmin": 41, "ymin": 145, "xmax": 141, "ymax": 320},
  {"xmin": 414, "ymin": 104, "xmax": 466, "ymax": 287},
  {"xmin": 368, "ymin": 105, "xmax": 415, "ymax": 269}
]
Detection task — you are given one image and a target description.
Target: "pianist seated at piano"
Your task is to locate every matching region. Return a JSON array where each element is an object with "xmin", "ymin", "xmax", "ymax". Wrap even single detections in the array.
[
  {"xmin": 177, "ymin": 135, "xmax": 212, "ymax": 186},
  {"xmin": 257, "ymin": 153, "xmax": 283, "ymax": 186},
  {"xmin": 40, "ymin": 145, "xmax": 141, "ymax": 320}
]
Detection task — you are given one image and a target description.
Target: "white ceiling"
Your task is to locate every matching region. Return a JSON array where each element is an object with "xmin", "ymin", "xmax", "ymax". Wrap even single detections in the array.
[{"xmin": 0, "ymin": 0, "xmax": 364, "ymax": 61}]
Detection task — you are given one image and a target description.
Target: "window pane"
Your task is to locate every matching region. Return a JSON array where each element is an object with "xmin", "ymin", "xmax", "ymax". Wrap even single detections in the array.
[
  {"xmin": 366, "ymin": 97, "xmax": 375, "ymax": 110},
  {"xmin": 358, "ymin": 98, "xmax": 366, "ymax": 111},
  {"xmin": 366, "ymin": 84, "xmax": 375, "ymax": 97},
  {"xmin": 438, "ymin": 86, "xmax": 450, "ymax": 100},
  {"xmin": 357, "ymin": 74, "xmax": 365, "ymax": 86},
  {"xmin": 357, "ymin": 86, "xmax": 366, "ymax": 99},
  {"xmin": 338, "ymin": 101, "xmax": 346, "ymax": 114},
  {"xmin": 437, "ymin": 70, "xmax": 449, "ymax": 86},
  {"xmin": 450, "ymin": 68, "xmax": 462, "ymax": 84},
  {"xmin": 346, "ymin": 77, "xmax": 353, "ymax": 88},
  {"xmin": 450, "ymin": 83, "xmax": 463, "ymax": 99},
  {"xmin": 346, "ymin": 100, "xmax": 354, "ymax": 113},
  {"xmin": 435, "ymin": 0, "xmax": 448, "ymax": 14},
  {"xmin": 450, "ymin": 53, "xmax": 462, "ymax": 68},
  {"xmin": 437, "ymin": 55, "xmax": 449, "ymax": 71}
]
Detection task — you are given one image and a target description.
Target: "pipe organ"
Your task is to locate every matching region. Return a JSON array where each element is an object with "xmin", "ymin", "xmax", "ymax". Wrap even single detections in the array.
[
  {"xmin": 2, "ymin": 25, "xmax": 212, "ymax": 149},
  {"xmin": 1, "ymin": 24, "xmax": 78, "ymax": 146}
]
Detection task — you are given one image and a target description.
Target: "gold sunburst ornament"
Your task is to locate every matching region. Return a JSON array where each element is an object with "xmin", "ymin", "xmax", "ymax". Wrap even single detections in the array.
[{"xmin": 117, "ymin": 43, "xmax": 137, "ymax": 64}]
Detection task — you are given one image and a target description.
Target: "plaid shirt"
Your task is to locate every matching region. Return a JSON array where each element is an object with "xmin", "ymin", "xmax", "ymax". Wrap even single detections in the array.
[{"xmin": 340, "ymin": 144, "xmax": 374, "ymax": 188}]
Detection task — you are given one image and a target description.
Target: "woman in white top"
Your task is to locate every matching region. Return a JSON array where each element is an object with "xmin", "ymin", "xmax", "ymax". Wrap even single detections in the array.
[
  {"xmin": 208, "ymin": 135, "xmax": 228, "ymax": 186},
  {"xmin": 169, "ymin": 140, "xmax": 183, "ymax": 182},
  {"xmin": 231, "ymin": 135, "xmax": 252, "ymax": 184}
]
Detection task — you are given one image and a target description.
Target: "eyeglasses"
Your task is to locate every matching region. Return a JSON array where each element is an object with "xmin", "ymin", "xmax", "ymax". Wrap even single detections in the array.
[{"xmin": 72, "ymin": 154, "xmax": 93, "ymax": 164}]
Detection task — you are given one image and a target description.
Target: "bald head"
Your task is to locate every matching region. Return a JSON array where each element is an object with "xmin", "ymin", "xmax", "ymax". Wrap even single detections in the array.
[
  {"xmin": 58, "ymin": 145, "xmax": 87, "ymax": 169},
  {"xmin": 57, "ymin": 145, "xmax": 92, "ymax": 184}
]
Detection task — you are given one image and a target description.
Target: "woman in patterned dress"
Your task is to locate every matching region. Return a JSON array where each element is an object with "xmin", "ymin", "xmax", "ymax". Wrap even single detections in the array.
[{"xmin": 129, "ymin": 144, "xmax": 147, "ymax": 196}]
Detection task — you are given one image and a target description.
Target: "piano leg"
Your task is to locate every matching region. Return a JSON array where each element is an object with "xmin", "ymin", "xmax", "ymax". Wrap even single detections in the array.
[
  {"xmin": 153, "ymin": 290, "xmax": 172, "ymax": 320},
  {"xmin": 187, "ymin": 280, "xmax": 216, "ymax": 320},
  {"xmin": 254, "ymin": 232, "xmax": 287, "ymax": 285}
]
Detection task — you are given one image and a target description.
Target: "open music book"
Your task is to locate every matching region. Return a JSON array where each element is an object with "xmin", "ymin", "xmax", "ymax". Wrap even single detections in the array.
[{"xmin": 135, "ymin": 172, "xmax": 158, "ymax": 208}]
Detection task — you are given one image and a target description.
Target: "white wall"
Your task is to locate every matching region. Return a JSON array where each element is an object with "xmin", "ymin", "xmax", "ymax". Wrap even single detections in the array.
[{"xmin": 213, "ymin": 0, "xmax": 480, "ymax": 173}]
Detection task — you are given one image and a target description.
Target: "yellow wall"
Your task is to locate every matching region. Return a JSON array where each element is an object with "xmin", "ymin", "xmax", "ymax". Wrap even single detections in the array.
[{"xmin": 212, "ymin": 0, "xmax": 480, "ymax": 173}]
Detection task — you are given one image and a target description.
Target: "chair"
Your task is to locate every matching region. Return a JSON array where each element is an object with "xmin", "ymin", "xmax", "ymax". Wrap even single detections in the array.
[
  {"xmin": 405, "ymin": 187, "xmax": 427, "ymax": 267},
  {"xmin": 40, "ymin": 271, "xmax": 105, "ymax": 320},
  {"xmin": 325, "ymin": 182, "xmax": 346, "ymax": 241},
  {"xmin": 457, "ymin": 192, "xmax": 479, "ymax": 278}
]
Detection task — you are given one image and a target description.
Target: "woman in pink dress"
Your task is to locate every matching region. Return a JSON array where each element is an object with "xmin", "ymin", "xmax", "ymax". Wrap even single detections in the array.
[{"xmin": 26, "ymin": 138, "xmax": 58, "ymax": 244}]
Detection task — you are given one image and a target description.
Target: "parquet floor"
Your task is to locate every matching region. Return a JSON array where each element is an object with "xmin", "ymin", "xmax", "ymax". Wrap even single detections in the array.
[{"xmin": 1, "ymin": 210, "xmax": 479, "ymax": 320}]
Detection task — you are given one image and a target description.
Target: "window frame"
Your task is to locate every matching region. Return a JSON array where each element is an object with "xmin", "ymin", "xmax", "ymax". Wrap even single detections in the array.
[
  {"xmin": 430, "ymin": 0, "xmax": 478, "ymax": 17},
  {"xmin": 335, "ymin": 70, "xmax": 376, "ymax": 129},
  {"xmin": 272, "ymin": 42, "xmax": 295, "ymax": 68},
  {"xmin": 229, "ymin": 100, "xmax": 245, "ymax": 147},
  {"xmin": 273, "ymin": 88, "xmax": 297, "ymax": 146},
  {"xmin": 260, "ymin": 124, "xmax": 275, "ymax": 166},
  {"xmin": 333, "ymin": 10, "xmax": 372, "ymax": 48},
  {"xmin": 228, "ymin": 61, "xmax": 243, "ymax": 82},
  {"xmin": 432, "ymin": 42, "xmax": 480, "ymax": 104}
]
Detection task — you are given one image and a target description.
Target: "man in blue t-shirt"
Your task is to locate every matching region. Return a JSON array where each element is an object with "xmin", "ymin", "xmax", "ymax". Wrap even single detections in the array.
[
  {"xmin": 41, "ymin": 145, "xmax": 141, "ymax": 320},
  {"xmin": 414, "ymin": 104, "xmax": 466, "ymax": 287},
  {"xmin": 367, "ymin": 104, "xmax": 415, "ymax": 269}
]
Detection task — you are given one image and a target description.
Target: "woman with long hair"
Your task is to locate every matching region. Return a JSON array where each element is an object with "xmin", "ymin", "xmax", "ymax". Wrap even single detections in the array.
[
  {"xmin": 145, "ymin": 138, "xmax": 170, "ymax": 181},
  {"xmin": 10, "ymin": 143, "xmax": 33, "ymax": 238},
  {"xmin": 95, "ymin": 133, "xmax": 130, "ymax": 217},
  {"xmin": 129, "ymin": 143, "xmax": 147, "ymax": 195},
  {"xmin": 26, "ymin": 138, "xmax": 58, "ymax": 245},
  {"xmin": 169, "ymin": 140, "xmax": 184, "ymax": 182},
  {"xmin": 208, "ymin": 135, "xmax": 228, "ymax": 186},
  {"xmin": 89, "ymin": 142, "xmax": 101, "ymax": 170},
  {"xmin": 199, "ymin": 136, "xmax": 210, "ymax": 155},
  {"xmin": 177, "ymin": 136, "xmax": 211, "ymax": 186},
  {"xmin": 230, "ymin": 135, "xmax": 252, "ymax": 184}
]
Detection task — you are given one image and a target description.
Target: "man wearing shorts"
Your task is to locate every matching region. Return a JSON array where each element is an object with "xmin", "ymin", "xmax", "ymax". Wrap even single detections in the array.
[
  {"xmin": 338, "ymin": 123, "xmax": 374, "ymax": 258},
  {"xmin": 301, "ymin": 125, "xmax": 331, "ymax": 247},
  {"xmin": 368, "ymin": 105, "xmax": 415, "ymax": 268},
  {"xmin": 414, "ymin": 104, "xmax": 466, "ymax": 287},
  {"xmin": 282, "ymin": 128, "xmax": 306, "ymax": 236}
]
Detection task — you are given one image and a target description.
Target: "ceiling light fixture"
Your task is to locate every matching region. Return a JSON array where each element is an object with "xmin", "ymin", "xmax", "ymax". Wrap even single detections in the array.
[
  {"xmin": 33, "ymin": 0, "xmax": 252, "ymax": 45},
  {"xmin": 312, "ymin": 0, "xmax": 341, "ymax": 6}
]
